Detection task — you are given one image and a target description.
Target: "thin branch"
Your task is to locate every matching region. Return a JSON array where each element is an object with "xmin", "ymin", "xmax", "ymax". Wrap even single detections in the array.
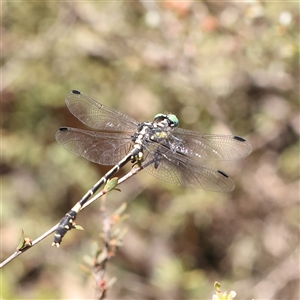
[
  {"xmin": 0, "ymin": 165, "xmax": 143, "ymax": 268},
  {"xmin": 93, "ymin": 193, "xmax": 110, "ymax": 299}
]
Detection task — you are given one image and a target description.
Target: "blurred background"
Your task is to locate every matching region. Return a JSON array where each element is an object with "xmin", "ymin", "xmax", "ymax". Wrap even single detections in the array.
[{"xmin": 1, "ymin": 1, "xmax": 299, "ymax": 299}]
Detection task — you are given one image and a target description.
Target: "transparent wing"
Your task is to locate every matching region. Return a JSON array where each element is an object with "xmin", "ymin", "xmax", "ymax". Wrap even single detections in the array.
[
  {"xmin": 142, "ymin": 143, "xmax": 234, "ymax": 192},
  {"xmin": 55, "ymin": 127, "xmax": 133, "ymax": 165},
  {"xmin": 171, "ymin": 128, "xmax": 252, "ymax": 160},
  {"xmin": 65, "ymin": 90, "xmax": 139, "ymax": 131}
]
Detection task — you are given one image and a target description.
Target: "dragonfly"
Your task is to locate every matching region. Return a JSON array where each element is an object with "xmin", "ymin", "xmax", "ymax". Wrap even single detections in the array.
[{"xmin": 53, "ymin": 90, "xmax": 252, "ymax": 246}]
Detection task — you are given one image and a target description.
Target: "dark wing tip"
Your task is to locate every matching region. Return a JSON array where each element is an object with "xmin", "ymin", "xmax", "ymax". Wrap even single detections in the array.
[
  {"xmin": 217, "ymin": 170, "xmax": 235, "ymax": 192},
  {"xmin": 58, "ymin": 127, "xmax": 69, "ymax": 132},
  {"xmin": 234, "ymin": 135, "xmax": 246, "ymax": 142},
  {"xmin": 217, "ymin": 170, "xmax": 230, "ymax": 178},
  {"xmin": 234, "ymin": 135, "xmax": 252, "ymax": 156},
  {"xmin": 71, "ymin": 90, "xmax": 81, "ymax": 95}
]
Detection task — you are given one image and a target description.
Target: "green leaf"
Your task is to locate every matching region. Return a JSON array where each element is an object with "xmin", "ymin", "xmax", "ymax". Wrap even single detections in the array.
[
  {"xmin": 111, "ymin": 202, "xmax": 127, "ymax": 217},
  {"xmin": 74, "ymin": 224, "xmax": 84, "ymax": 231},
  {"xmin": 107, "ymin": 277, "xmax": 117, "ymax": 288},
  {"xmin": 82, "ymin": 255, "xmax": 95, "ymax": 267},
  {"xmin": 79, "ymin": 264, "xmax": 93, "ymax": 275},
  {"xmin": 17, "ymin": 229, "xmax": 32, "ymax": 251},
  {"xmin": 96, "ymin": 247, "xmax": 108, "ymax": 265},
  {"xmin": 104, "ymin": 177, "xmax": 119, "ymax": 192}
]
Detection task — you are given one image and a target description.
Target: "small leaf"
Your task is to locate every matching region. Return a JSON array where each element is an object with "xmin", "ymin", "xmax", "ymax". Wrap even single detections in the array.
[
  {"xmin": 115, "ymin": 227, "xmax": 128, "ymax": 240},
  {"xmin": 107, "ymin": 277, "xmax": 117, "ymax": 288},
  {"xmin": 111, "ymin": 202, "xmax": 127, "ymax": 217},
  {"xmin": 116, "ymin": 214, "xmax": 130, "ymax": 223},
  {"xmin": 83, "ymin": 254, "xmax": 95, "ymax": 267},
  {"xmin": 79, "ymin": 264, "xmax": 93, "ymax": 275},
  {"xmin": 214, "ymin": 281, "xmax": 221, "ymax": 291},
  {"xmin": 104, "ymin": 177, "xmax": 119, "ymax": 192},
  {"xmin": 17, "ymin": 229, "xmax": 32, "ymax": 251},
  {"xmin": 90, "ymin": 241, "xmax": 101, "ymax": 257},
  {"xmin": 119, "ymin": 227, "xmax": 129, "ymax": 237},
  {"xmin": 74, "ymin": 224, "xmax": 84, "ymax": 231},
  {"xmin": 95, "ymin": 247, "xmax": 108, "ymax": 265},
  {"xmin": 114, "ymin": 238, "xmax": 123, "ymax": 248},
  {"xmin": 17, "ymin": 229, "xmax": 26, "ymax": 250}
]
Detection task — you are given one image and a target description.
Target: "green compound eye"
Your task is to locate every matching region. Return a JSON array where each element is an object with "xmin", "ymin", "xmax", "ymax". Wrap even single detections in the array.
[
  {"xmin": 153, "ymin": 113, "xmax": 178, "ymax": 127},
  {"xmin": 167, "ymin": 114, "xmax": 179, "ymax": 127}
]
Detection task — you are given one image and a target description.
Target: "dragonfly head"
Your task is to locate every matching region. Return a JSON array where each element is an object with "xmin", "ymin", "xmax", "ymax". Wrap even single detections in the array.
[{"xmin": 153, "ymin": 113, "xmax": 179, "ymax": 128}]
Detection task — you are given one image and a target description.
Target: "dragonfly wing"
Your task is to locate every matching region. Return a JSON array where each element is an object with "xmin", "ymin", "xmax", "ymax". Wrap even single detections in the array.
[
  {"xmin": 65, "ymin": 90, "xmax": 139, "ymax": 131},
  {"xmin": 172, "ymin": 128, "xmax": 252, "ymax": 160},
  {"xmin": 55, "ymin": 127, "xmax": 133, "ymax": 165},
  {"xmin": 142, "ymin": 144, "xmax": 234, "ymax": 191}
]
